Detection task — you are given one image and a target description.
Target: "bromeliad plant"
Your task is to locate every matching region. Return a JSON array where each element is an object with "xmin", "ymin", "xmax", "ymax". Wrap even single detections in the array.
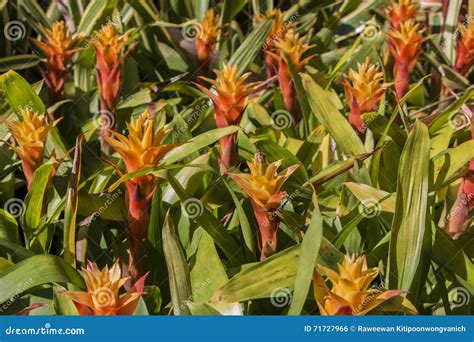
[
  {"xmin": 385, "ymin": 0, "xmax": 419, "ymax": 29},
  {"xmin": 228, "ymin": 151, "xmax": 299, "ymax": 260},
  {"xmin": 32, "ymin": 21, "xmax": 83, "ymax": 106},
  {"xmin": 0, "ymin": 0, "xmax": 473, "ymax": 318},
  {"xmin": 313, "ymin": 255, "xmax": 416, "ymax": 315},
  {"xmin": 272, "ymin": 29, "xmax": 314, "ymax": 123},
  {"xmin": 195, "ymin": 9, "xmax": 221, "ymax": 73},
  {"xmin": 61, "ymin": 261, "xmax": 146, "ymax": 315},
  {"xmin": 388, "ymin": 20, "xmax": 427, "ymax": 100},
  {"xmin": 104, "ymin": 110, "xmax": 177, "ymax": 280},
  {"xmin": 342, "ymin": 58, "xmax": 388, "ymax": 137},
  {"xmin": 6, "ymin": 109, "xmax": 60, "ymax": 189},
  {"xmin": 455, "ymin": 21, "xmax": 474, "ymax": 75},
  {"xmin": 196, "ymin": 64, "xmax": 262, "ymax": 172},
  {"xmin": 256, "ymin": 9, "xmax": 289, "ymax": 77},
  {"xmin": 93, "ymin": 24, "xmax": 134, "ymax": 154}
]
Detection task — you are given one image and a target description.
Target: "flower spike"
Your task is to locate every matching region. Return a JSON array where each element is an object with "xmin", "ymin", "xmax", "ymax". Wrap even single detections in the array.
[
  {"xmin": 313, "ymin": 254, "xmax": 417, "ymax": 315},
  {"xmin": 196, "ymin": 64, "xmax": 262, "ymax": 172},
  {"xmin": 271, "ymin": 29, "xmax": 314, "ymax": 123},
  {"xmin": 32, "ymin": 21, "xmax": 83, "ymax": 105},
  {"xmin": 228, "ymin": 150, "xmax": 299, "ymax": 259},
  {"xmin": 342, "ymin": 58, "xmax": 388, "ymax": 136},
  {"xmin": 387, "ymin": 20, "xmax": 427, "ymax": 99},
  {"xmin": 7, "ymin": 109, "xmax": 60, "ymax": 189},
  {"xmin": 385, "ymin": 0, "xmax": 419, "ymax": 29},
  {"xmin": 196, "ymin": 9, "xmax": 221, "ymax": 72},
  {"xmin": 455, "ymin": 21, "xmax": 474, "ymax": 76},
  {"xmin": 61, "ymin": 260, "xmax": 147, "ymax": 315},
  {"xmin": 104, "ymin": 110, "xmax": 177, "ymax": 280}
]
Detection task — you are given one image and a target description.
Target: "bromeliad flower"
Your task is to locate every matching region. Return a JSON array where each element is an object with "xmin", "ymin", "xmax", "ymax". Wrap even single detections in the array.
[
  {"xmin": 455, "ymin": 21, "xmax": 474, "ymax": 76},
  {"xmin": 228, "ymin": 150, "xmax": 299, "ymax": 260},
  {"xmin": 32, "ymin": 21, "xmax": 83, "ymax": 105},
  {"xmin": 7, "ymin": 109, "xmax": 60, "ymax": 189},
  {"xmin": 61, "ymin": 261, "xmax": 146, "ymax": 315},
  {"xmin": 388, "ymin": 20, "xmax": 427, "ymax": 100},
  {"xmin": 256, "ymin": 9, "xmax": 289, "ymax": 77},
  {"xmin": 313, "ymin": 254, "xmax": 416, "ymax": 315},
  {"xmin": 93, "ymin": 23, "xmax": 134, "ymax": 154},
  {"xmin": 195, "ymin": 64, "xmax": 262, "ymax": 172},
  {"xmin": 272, "ymin": 29, "xmax": 314, "ymax": 123},
  {"xmin": 385, "ymin": 0, "xmax": 419, "ymax": 29},
  {"xmin": 342, "ymin": 58, "xmax": 388, "ymax": 136},
  {"xmin": 196, "ymin": 9, "xmax": 221, "ymax": 72},
  {"xmin": 104, "ymin": 110, "xmax": 177, "ymax": 280}
]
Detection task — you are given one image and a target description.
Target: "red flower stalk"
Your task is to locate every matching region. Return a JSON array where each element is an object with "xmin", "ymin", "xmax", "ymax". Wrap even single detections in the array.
[
  {"xmin": 385, "ymin": 0, "xmax": 419, "ymax": 29},
  {"xmin": 7, "ymin": 109, "xmax": 60, "ymax": 189},
  {"xmin": 228, "ymin": 151, "xmax": 299, "ymax": 260},
  {"xmin": 104, "ymin": 111, "xmax": 177, "ymax": 279},
  {"xmin": 93, "ymin": 24, "xmax": 133, "ymax": 154},
  {"xmin": 271, "ymin": 29, "xmax": 314, "ymax": 124},
  {"xmin": 32, "ymin": 21, "xmax": 83, "ymax": 105},
  {"xmin": 196, "ymin": 9, "xmax": 221, "ymax": 72},
  {"xmin": 256, "ymin": 9, "xmax": 289, "ymax": 77},
  {"xmin": 455, "ymin": 21, "xmax": 474, "ymax": 76},
  {"xmin": 61, "ymin": 260, "xmax": 146, "ymax": 315},
  {"xmin": 342, "ymin": 58, "xmax": 387, "ymax": 137},
  {"xmin": 195, "ymin": 64, "xmax": 262, "ymax": 172},
  {"xmin": 388, "ymin": 20, "xmax": 427, "ymax": 100}
]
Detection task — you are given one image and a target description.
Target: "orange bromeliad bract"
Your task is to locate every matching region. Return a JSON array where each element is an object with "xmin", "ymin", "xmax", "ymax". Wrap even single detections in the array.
[
  {"xmin": 385, "ymin": 0, "xmax": 419, "ymax": 29},
  {"xmin": 388, "ymin": 20, "xmax": 427, "ymax": 100},
  {"xmin": 313, "ymin": 254, "xmax": 416, "ymax": 315},
  {"xmin": 257, "ymin": 9, "xmax": 289, "ymax": 77},
  {"xmin": 7, "ymin": 109, "xmax": 59, "ymax": 189},
  {"xmin": 228, "ymin": 150, "xmax": 299, "ymax": 260},
  {"xmin": 196, "ymin": 9, "xmax": 221, "ymax": 72},
  {"xmin": 342, "ymin": 58, "xmax": 387, "ymax": 136},
  {"xmin": 32, "ymin": 21, "xmax": 82, "ymax": 104},
  {"xmin": 104, "ymin": 110, "xmax": 177, "ymax": 280},
  {"xmin": 93, "ymin": 23, "xmax": 133, "ymax": 154},
  {"xmin": 455, "ymin": 21, "xmax": 474, "ymax": 76},
  {"xmin": 196, "ymin": 64, "xmax": 262, "ymax": 172},
  {"xmin": 273, "ymin": 29, "xmax": 314, "ymax": 124},
  {"xmin": 61, "ymin": 261, "xmax": 146, "ymax": 315}
]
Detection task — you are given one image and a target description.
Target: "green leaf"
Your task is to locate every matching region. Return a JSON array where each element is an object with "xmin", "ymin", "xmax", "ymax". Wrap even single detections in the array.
[
  {"xmin": 388, "ymin": 121, "xmax": 430, "ymax": 292},
  {"xmin": 190, "ymin": 232, "xmax": 228, "ymax": 303},
  {"xmin": 345, "ymin": 182, "xmax": 396, "ymax": 213},
  {"xmin": 77, "ymin": 0, "xmax": 118, "ymax": 35},
  {"xmin": 0, "ymin": 70, "xmax": 46, "ymax": 115},
  {"xmin": 0, "ymin": 209, "xmax": 19, "ymax": 243},
  {"xmin": 63, "ymin": 135, "xmax": 83, "ymax": 267},
  {"xmin": 163, "ymin": 211, "xmax": 192, "ymax": 315},
  {"xmin": 228, "ymin": 19, "xmax": 273, "ymax": 75},
  {"xmin": 0, "ymin": 255, "xmax": 85, "ymax": 304},
  {"xmin": 288, "ymin": 204, "xmax": 323, "ymax": 315},
  {"xmin": 220, "ymin": 0, "xmax": 247, "ymax": 24},
  {"xmin": 211, "ymin": 245, "xmax": 300, "ymax": 303},
  {"xmin": 301, "ymin": 74, "xmax": 366, "ymax": 155},
  {"xmin": 166, "ymin": 172, "xmax": 243, "ymax": 264},
  {"xmin": 0, "ymin": 55, "xmax": 41, "ymax": 73},
  {"xmin": 223, "ymin": 179, "xmax": 256, "ymax": 260},
  {"xmin": 162, "ymin": 126, "xmax": 241, "ymax": 165},
  {"xmin": 22, "ymin": 163, "xmax": 55, "ymax": 231}
]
